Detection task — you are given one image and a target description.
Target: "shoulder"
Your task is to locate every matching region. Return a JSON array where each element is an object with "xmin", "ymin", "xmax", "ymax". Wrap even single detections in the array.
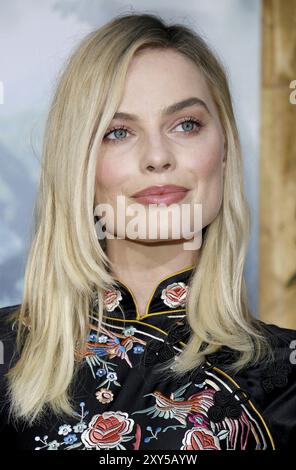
[
  {"xmin": 258, "ymin": 320, "xmax": 296, "ymax": 362},
  {"xmin": 259, "ymin": 320, "xmax": 296, "ymax": 342},
  {"xmin": 254, "ymin": 321, "xmax": 296, "ymax": 447},
  {"xmin": 0, "ymin": 303, "xmax": 20, "ymax": 338},
  {"xmin": 207, "ymin": 319, "xmax": 296, "ymax": 401},
  {"xmin": 208, "ymin": 320, "xmax": 296, "ymax": 368},
  {"xmin": 257, "ymin": 320, "xmax": 296, "ymax": 380},
  {"xmin": 0, "ymin": 303, "xmax": 20, "ymax": 324},
  {"xmin": 0, "ymin": 304, "xmax": 21, "ymax": 377},
  {"xmin": 209, "ymin": 321, "xmax": 296, "ymax": 448},
  {"xmin": 258, "ymin": 320, "xmax": 296, "ymax": 389},
  {"xmin": 0, "ymin": 305, "xmax": 22, "ymax": 432}
]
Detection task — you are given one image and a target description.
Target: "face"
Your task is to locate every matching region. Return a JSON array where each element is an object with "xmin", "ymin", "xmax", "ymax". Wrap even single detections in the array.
[{"xmin": 94, "ymin": 48, "xmax": 226, "ymax": 246}]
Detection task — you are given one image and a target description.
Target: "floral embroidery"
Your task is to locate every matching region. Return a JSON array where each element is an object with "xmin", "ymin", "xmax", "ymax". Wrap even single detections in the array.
[
  {"xmin": 133, "ymin": 345, "xmax": 145, "ymax": 354},
  {"xmin": 34, "ymin": 366, "xmax": 273, "ymax": 450},
  {"xmin": 81, "ymin": 411, "xmax": 135, "ymax": 450},
  {"xmin": 97, "ymin": 334, "xmax": 109, "ymax": 343},
  {"xmin": 144, "ymin": 426, "xmax": 162, "ymax": 443},
  {"xmin": 37, "ymin": 318, "xmax": 275, "ymax": 450},
  {"xmin": 58, "ymin": 424, "xmax": 72, "ymax": 436},
  {"xmin": 96, "ymin": 368, "xmax": 107, "ymax": 378},
  {"xmin": 102, "ymin": 288, "xmax": 122, "ymax": 312},
  {"xmin": 132, "ymin": 377, "xmax": 269, "ymax": 450},
  {"xmin": 95, "ymin": 388, "xmax": 114, "ymax": 404},
  {"xmin": 32, "ymin": 268, "xmax": 276, "ymax": 450},
  {"xmin": 35, "ymin": 404, "xmax": 136, "ymax": 451},
  {"xmin": 161, "ymin": 282, "xmax": 188, "ymax": 308},
  {"xmin": 123, "ymin": 326, "xmax": 136, "ymax": 336},
  {"xmin": 73, "ymin": 422, "xmax": 87, "ymax": 433},
  {"xmin": 181, "ymin": 427, "xmax": 221, "ymax": 450},
  {"xmin": 64, "ymin": 434, "xmax": 78, "ymax": 445},
  {"xmin": 76, "ymin": 323, "xmax": 147, "ymax": 405},
  {"xmin": 35, "ymin": 437, "xmax": 61, "ymax": 450},
  {"xmin": 35, "ymin": 402, "xmax": 89, "ymax": 450},
  {"xmin": 83, "ymin": 324, "xmax": 146, "ymax": 370}
]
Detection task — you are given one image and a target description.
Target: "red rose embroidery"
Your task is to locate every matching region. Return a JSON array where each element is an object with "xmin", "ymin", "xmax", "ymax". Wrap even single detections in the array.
[
  {"xmin": 103, "ymin": 288, "xmax": 122, "ymax": 312},
  {"xmin": 81, "ymin": 411, "xmax": 134, "ymax": 449},
  {"xmin": 181, "ymin": 427, "xmax": 221, "ymax": 450},
  {"xmin": 161, "ymin": 282, "xmax": 188, "ymax": 308}
]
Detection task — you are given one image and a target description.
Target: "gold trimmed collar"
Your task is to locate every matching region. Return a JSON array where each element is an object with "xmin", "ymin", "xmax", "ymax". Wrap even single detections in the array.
[{"xmin": 102, "ymin": 265, "xmax": 195, "ymax": 320}]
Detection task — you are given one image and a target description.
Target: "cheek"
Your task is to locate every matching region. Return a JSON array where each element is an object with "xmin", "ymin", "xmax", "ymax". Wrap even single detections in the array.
[
  {"xmin": 95, "ymin": 155, "xmax": 128, "ymax": 202},
  {"xmin": 190, "ymin": 137, "xmax": 223, "ymax": 178},
  {"xmin": 96, "ymin": 157, "xmax": 117, "ymax": 189},
  {"xmin": 188, "ymin": 135, "xmax": 224, "ymax": 222}
]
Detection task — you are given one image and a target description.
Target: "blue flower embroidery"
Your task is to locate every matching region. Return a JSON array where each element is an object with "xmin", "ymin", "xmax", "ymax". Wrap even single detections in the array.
[
  {"xmin": 133, "ymin": 345, "xmax": 145, "ymax": 354},
  {"xmin": 63, "ymin": 434, "xmax": 78, "ymax": 445},
  {"xmin": 96, "ymin": 368, "xmax": 107, "ymax": 377}
]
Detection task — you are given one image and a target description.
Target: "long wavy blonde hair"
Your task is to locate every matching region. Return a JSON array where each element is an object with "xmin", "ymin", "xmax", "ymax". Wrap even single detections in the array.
[{"xmin": 6, "ymin": 12, "xmax": 273, "ymax": 425}]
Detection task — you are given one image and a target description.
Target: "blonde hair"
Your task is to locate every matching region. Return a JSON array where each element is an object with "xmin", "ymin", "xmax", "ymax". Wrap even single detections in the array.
[{"xmin": 6, "ymin": 12, "xmax": 273, "ymax": 425}]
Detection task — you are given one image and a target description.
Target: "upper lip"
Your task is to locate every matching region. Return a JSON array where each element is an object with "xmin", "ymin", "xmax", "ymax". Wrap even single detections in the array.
[{"xmin": 132, "ymin": 184, "xmax": 189, "ymax": 197}]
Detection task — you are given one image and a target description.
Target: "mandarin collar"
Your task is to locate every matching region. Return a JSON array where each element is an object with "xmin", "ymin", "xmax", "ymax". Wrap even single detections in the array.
[{"xmin": 101, "ymin": 265, "xmax": 195, "ymax": 321}]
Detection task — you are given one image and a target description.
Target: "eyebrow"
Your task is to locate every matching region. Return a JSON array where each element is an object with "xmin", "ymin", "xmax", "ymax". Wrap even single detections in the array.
[{"xmin": 112, "ymin": 97, "xmax": 211, "ymax": 121}]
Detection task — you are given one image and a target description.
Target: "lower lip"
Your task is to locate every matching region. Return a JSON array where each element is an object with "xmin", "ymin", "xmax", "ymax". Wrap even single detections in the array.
[{"xmin": 132, "ymin": 190, "xmax": 189, "ymax": 206}]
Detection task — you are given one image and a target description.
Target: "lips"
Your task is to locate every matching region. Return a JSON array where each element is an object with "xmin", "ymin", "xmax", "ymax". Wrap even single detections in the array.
[
  {"xmin": 131, "ymin": 185, "xmax": 189, "ymax": 206},
  {"xmin": 132, "ymin": 185, "xmax": 188, "ymax": 198}
]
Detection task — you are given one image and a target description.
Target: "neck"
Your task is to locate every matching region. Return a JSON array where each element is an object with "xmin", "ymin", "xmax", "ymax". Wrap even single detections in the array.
[
  {"xmin": 106, "ymin": 238, "xmax": 199, "ymax": 317},
  {"xmin": 107, "ymin": 238, "xmax": 199, "ymax": 280}
]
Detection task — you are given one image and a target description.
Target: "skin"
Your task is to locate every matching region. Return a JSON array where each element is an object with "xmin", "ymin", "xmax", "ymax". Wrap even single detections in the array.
[{"xmin": 95, "ymin": 48, "xmax": 226, "ymax": 317}]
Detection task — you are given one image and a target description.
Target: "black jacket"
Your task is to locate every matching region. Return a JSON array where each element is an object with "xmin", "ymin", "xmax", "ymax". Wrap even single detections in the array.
[{"xmin": 0, "ymin": 266, "xmax": 296, "ymax": 450}]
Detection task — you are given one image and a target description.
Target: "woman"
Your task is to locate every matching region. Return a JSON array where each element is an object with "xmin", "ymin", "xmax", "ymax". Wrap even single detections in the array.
[{"xmin": 0, "ymin": 13, "xmax": 295, "ymax": 451}]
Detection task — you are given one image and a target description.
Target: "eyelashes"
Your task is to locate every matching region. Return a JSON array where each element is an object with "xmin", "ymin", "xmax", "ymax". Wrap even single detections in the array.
[{"xmin": 103, "ymin": 116, "xmax": 204, "ymax": 144}]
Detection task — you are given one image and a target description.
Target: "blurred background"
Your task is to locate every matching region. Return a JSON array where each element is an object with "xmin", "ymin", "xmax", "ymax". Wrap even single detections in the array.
[{"xmin": 0, "ymin": 0, "xmax": 295, "ymax": 327}]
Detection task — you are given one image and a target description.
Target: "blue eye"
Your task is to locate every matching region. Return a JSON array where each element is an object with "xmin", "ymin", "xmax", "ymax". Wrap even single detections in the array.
[
  {"xmin": 103, "ymin": 126, "xmax": 131, "ymax": 143},
  {"xmin": 103, "ymin": 117, "xmax": 203, "ymax": 144},
  {"xmin": 105, "ymin": 128, "xmax": 129, "ymax": 141},
  {"xmin": 174, "ymin": 118, "xmax": 202, "ymax": 133}
]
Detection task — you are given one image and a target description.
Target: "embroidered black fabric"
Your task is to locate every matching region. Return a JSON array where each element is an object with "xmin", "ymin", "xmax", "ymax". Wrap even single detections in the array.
[{"xmin": 0, "ymin": 266, "xmax": 296, "ymax": 450}]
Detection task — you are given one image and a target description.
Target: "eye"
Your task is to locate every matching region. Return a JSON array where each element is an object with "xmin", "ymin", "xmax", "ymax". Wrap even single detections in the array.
[
  {"xmin": 103, "ymin": 125, "xmax": 132, "ymax": 144},
  {"xmin": 103, "ymin": 117, "xmax": 203, "ymax": 144},
  {"xmin": 173, "ymin": 117, "xmax": 203, "ymax": 134}
]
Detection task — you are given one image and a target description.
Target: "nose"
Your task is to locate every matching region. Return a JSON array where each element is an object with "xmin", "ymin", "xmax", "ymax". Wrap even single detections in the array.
[
  {"xmin": 141, "ymin": 138, "xmax": 176, "ymax": 173},
  {"xmin": 146, "ymin": 161, "xmax": 172, "ymax": 172}
]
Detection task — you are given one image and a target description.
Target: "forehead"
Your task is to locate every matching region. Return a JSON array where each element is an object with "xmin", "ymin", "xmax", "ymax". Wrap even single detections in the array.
[{"xmin": 116, "ymin": 48, "xmax": 216, "ymax": 119}]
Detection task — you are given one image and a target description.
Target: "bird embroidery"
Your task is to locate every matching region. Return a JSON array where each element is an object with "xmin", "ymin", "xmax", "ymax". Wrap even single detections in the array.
[
  {"xmin": 132, "ymin": 382, "xmax": 215, "ymax": 425},
  {"xmin": 77, "ymin": 324, "xmax": 146, "ymax": 368}
]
